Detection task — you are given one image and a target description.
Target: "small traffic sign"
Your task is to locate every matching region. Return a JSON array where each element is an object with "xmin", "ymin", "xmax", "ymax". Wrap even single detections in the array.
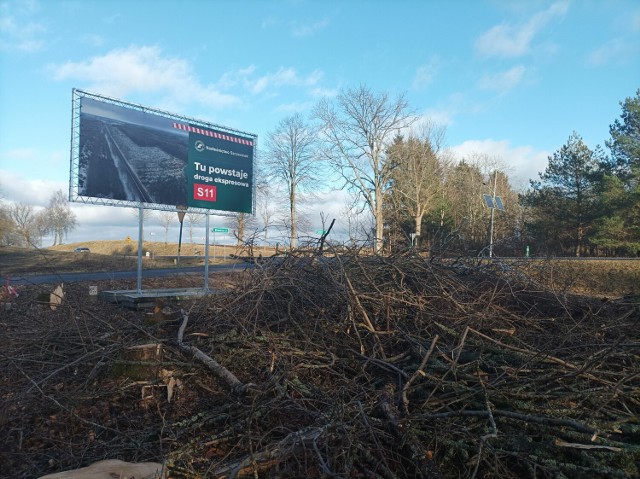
[
  {"xmin": 315, "ymin": 230, "xmax": 327, "ymax": 235},
  {"xmin": 211, "ymin": 227, "xmax": 229, "ymax": 233}
]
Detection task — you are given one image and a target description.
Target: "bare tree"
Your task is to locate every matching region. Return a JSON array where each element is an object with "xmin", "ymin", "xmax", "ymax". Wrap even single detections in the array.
[
  {"xmin": 440, "ymin": 153, "xmax": 520, "ymax": 254},
  {"xmin": 340, "ymin": 191, "xmax": 370, "ymax": 247},
  {"xmin": 0, "ymin": 206, "xmax": 13, "ymax": 245},
  {"xmin": 253, "ymin": 156, "xmax": 277, "ymax": 242},
  {"xmin": 226, "ymin": 213, "xmax": 257, "ymax": 248},
  {"xmin": 130, "ymin": 206, "xmax": 154, "ymax": 223},
  {"xmin": 125, "ymin": 206, "xmax": 154, "ymax": 243},
  {"xmin": 445, "ymin": 159, "xmax": 487, "ymax": 248},
  {"xmin": 9, "ymin": 203, "xmax": 44, "ymax": 247},
  {"xmin": 256, "ymin": 179, "xmax": 277, "ymax": 242},
  {"xmin": 314, "ymin": 85, "xmax": 413, "ymax": 253},
  {"xmin": 0, "ymin": 184, "xmax": 16, "ymax": 245},
  {"xmin": 44, "ymin": 190, "xmax": 77, "ymax": 245},
  {"xmin": 185, "ymin": 212, "xmax": 203, "ymax": 243},
  {"xmin": 265, "ymin": 113, "xmax": 319, "ymax": 248},
  {"xmin": 388, "ymin": 123, "xmax": 447, "ymax": 249},
  {"xmin": 157, "ymin": 211, "xmax": 175, "ymax": 244}
]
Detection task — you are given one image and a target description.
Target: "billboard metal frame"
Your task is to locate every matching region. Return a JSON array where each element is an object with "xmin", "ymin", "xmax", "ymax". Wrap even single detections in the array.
[
  {"xmin": 69, "ymin": 89, "xmax": 257, "ymax": 294},
  {"xmin": 69, "ymin": 88, "xmax": 257, "ymax": 216}
]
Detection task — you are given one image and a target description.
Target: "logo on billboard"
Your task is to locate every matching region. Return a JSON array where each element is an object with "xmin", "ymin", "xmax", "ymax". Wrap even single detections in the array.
[{"xmin": 195, "ymin": 140, "xmax": 205, "ymax": 152}]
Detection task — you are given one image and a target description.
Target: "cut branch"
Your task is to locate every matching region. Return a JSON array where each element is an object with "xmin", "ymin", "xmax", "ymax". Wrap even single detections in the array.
[{"xmin": 176, "ymin": 309, "xmax": 253, "ymax": 395}]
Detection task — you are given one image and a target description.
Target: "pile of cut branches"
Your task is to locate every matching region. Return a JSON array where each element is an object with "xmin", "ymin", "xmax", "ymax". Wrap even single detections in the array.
[{"xmin": 1, "ymin": 252, "xmax": 638, "ymax": 478}]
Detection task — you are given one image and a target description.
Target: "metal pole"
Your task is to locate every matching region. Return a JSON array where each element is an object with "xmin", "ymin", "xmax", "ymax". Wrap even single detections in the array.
[
  {"xmin": 489, "ymin": 172, "xmax": 498, "ymax": 258},
  {"xmin": 204, "ymin": 214, "xmax": 210, "ymax": 291},
  {"xmin": 137, "ymin": 205, "xmax": 144, "ymax": 294},
  {"xmin": 489, "ymin": 208, "xmax": 495, "ymax": 258}
]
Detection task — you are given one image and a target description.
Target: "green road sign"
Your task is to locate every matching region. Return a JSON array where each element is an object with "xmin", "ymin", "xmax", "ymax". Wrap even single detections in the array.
[
  {"xmin": 315, "ymin": 230, "xmax": 327, "ymax": 235},
  {"xmin": 211, "ymin": 227, "xmax": 229, "ymax": 233}
]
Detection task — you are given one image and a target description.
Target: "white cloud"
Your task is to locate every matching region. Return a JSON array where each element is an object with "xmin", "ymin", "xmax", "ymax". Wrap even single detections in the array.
[
  {"xmin": 310, "ymin": 86, "xmax": 338, "ymax": 98},
  {"xmin": 50, "ymin": 46, "xmax": 240, "ymax": 109},
  {"xmin": 2, "ymin": 147, "xmax": 38, "ymax": 161},
  {"xmin": 261, "ymin": 15, "xmax": 281, "ymax": 29},
  {"xmin": 588, "ymin": 38, "xmax": 637, "ymax": 66},
  {"xmin": 0, "ymin": 0, "xmax": 46, "ymax": 52},
  {"xmin": 82, "ymin": 33, "xmax": 106, "ymax": 48},
  {"xmin": 1, "ymin": 147, "xmax": 66, "ymax": 175},
  {"xmin": 63, "ymin": 204, "xmax": 147, "ymax": 243},
  {"xmin": 412, "ymin": 56, "xmax": 442, "ymax": 90},
  {"xmin": 248, "ymin": 67, "xmax": 323, "ymax": 94},
  {"xmin": 414, "ymin": 109, "xmax": 454, "ymax": 129},
  {"xmin": 450, "ymin": 139, "xmax": 549, "ymax": 189},
  {"xmin": 291, "ymin": 18, "xmax": 329, "ymax": 37},
  {"xmin": 51, "ymin": 48, "xmax": 328, "ymax": 109},
  {"xmin": 478, "ymin": 65, "xmax": 526, "ymax": 93},
  {"xmin": 632, "ymin": 9, "xmax": 640, "ymax": 31},
  {"xmin": 274, "ymin": 101, "xmax": 314, "ymax": 113},
  {"xmin": 0, "ymin": 169, "xmax": 65, "ymax": 206},
  {"xmin": 413, "ymin": 92, "xmax": 470, "ymax": 129},
  {"xmin": 260, "ymin": 15, "xmax": 328, "ymax": 38},
  {"xmin": 218, "ymin": 65, "xmax": 257, "ymax": 89},
  {"xmin": 475, "ymin": 1, "xmax": 569, "ymax": 58}
]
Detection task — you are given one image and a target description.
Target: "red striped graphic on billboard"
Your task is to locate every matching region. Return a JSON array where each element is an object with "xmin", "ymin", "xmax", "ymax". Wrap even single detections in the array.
[{"xmin": 172, "ymin": 122, "xmax": 254, "ymax": 146}]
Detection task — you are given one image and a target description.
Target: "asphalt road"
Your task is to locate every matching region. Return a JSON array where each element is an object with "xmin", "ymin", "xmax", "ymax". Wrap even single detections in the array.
[{"xmin": 10, "ymin": 263, "xmax": 251, "ymax": 285}]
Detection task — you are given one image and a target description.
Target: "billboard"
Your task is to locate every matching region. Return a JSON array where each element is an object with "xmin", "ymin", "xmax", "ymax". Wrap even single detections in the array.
[{"xmin": 69, "ymin": 89, "xmax": 256, "ymax": 214}]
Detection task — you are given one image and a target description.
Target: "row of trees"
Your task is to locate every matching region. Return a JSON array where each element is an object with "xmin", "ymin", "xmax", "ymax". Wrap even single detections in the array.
[
  {"xmin": 523, "ymin": 91, "xmax": 639, "ymax": 256},
  {"xmin": 261, "ymin": 86, "xmax": 638, "ymax": 257},
  {"xmin": 0, "ymin": 190, "xmax": 77, "ymax": 248},
  {"xmin": 261, "ymin": 86, "xmax": 519, "ymax": 255}
]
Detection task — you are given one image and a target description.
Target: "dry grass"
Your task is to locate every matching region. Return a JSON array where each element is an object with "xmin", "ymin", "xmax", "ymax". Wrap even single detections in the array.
[
  {"xmin": 516, "ymin": 258, "xmax": 640, "ymax": 298},
  {"xmin": 48, "ymin": 240, "xmax": 216, "ymax": 256},
  {"xmin": 0, "ymin": 241, "xmax": 256, "ymax": 276}
]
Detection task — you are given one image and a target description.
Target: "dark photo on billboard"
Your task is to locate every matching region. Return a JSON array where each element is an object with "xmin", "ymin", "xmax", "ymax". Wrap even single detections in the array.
[{"xmin": 78, "ymin": 97, "xmax": 189, "ymax": 206}]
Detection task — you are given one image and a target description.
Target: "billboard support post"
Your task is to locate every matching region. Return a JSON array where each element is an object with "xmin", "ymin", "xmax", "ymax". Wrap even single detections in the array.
[
  {"xmin": 204, "ymin": 213, "xmax": 210, "ymax": 291},
  {"xmin": 137, "ymin": 205, "xmax": 144, "ymax": 294}
]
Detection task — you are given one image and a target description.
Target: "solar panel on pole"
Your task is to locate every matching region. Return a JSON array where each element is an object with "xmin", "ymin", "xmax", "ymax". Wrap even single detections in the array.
[{"xmin": 483, "ymin": 194, "xmax": 495, "ymax": 209}]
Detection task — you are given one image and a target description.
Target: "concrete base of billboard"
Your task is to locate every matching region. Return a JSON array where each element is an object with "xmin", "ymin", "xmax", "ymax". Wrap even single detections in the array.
[{"xmin": 99, "ymin": 288, "xmax": 223, "ymax": 309}]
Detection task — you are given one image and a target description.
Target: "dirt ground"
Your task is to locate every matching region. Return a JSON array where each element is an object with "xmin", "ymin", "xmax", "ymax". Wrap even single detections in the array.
[{"xmin": 0, "ymin": 249, "xmax": 638, "ymax": 478}]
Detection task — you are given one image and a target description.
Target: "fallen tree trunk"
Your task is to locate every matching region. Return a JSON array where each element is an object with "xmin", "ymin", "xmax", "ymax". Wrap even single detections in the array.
[{"xmin": 176, "ymin": 309, "xmax": 253, "ymax": 395}]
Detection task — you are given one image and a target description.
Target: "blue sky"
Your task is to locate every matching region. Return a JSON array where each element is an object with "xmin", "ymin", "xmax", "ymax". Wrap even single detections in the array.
[{"xmin": 1, "ymin": 0, "xmax": 639, "ymax": 243}]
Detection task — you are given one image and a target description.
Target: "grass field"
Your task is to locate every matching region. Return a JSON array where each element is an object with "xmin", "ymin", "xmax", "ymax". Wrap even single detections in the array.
[
  {"xmin": 516, "ymin": 257, "xmax": 640, "ymax": 297},
  {"xmin": 0, "ymin": 240, "xmax": 251, "ymax": 276}
]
